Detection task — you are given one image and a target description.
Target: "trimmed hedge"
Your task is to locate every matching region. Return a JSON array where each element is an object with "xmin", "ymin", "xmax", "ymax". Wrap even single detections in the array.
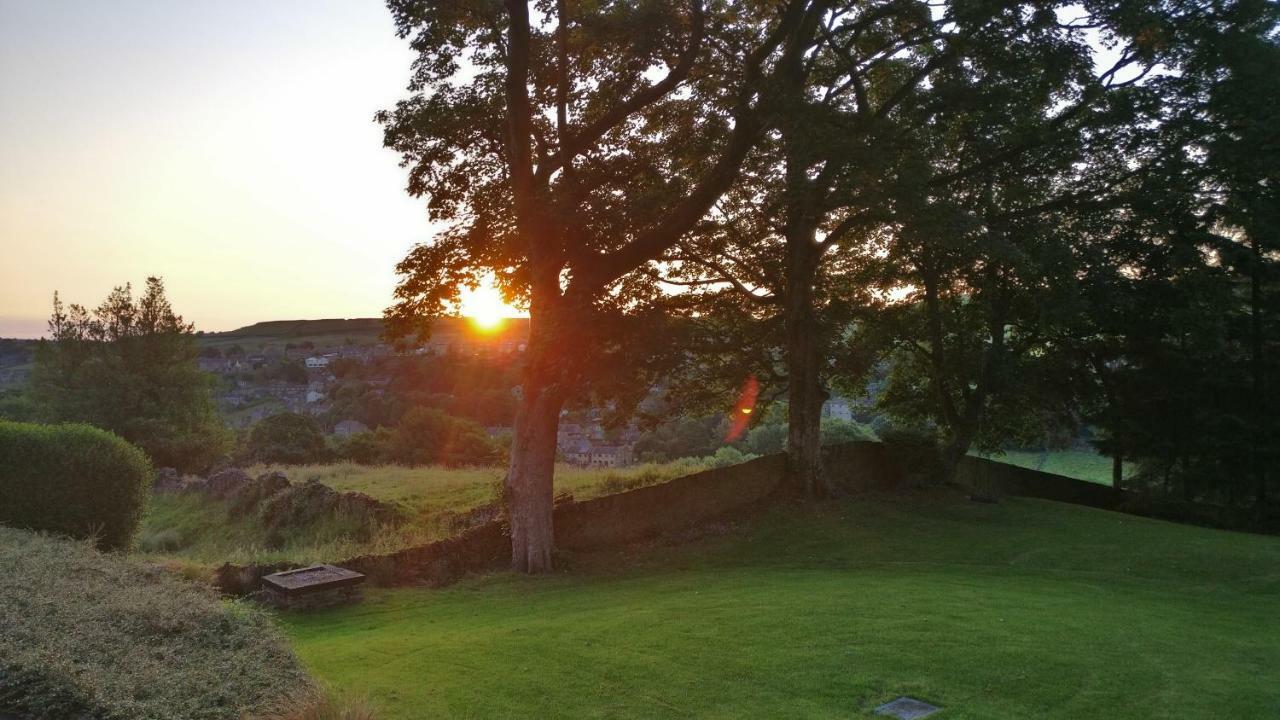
[{"xmin": 0, "ymin": 420, "xmax": 152, "ymax": 550}]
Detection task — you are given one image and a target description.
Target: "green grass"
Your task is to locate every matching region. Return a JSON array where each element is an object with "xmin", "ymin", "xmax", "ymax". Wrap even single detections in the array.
[
  {"xmin": 282, "ymin": 492, "xmax": 1280, "ymax": 719},
  {"xmin": 260, "ymin": 460, "xmax": 710, "ymax": 518},
  {"xmin": 135, "ymin": 460, "xmax": 709, "ymax": 567},
  {"xmin": 976, "ymin": 448, "xmax": 1132, "ymax": 485}
]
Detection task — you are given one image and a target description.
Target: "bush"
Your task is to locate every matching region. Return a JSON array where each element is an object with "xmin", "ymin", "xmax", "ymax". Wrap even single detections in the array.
[
  {"xmin": 247, "ymin": 412, "xmax": 329, "ymax": 464},
  {"xmin": 386, "ymin": 407, "xmax": 499, "ymax": 466},
  {"xmin": 0, "ymin": 420, "xmax": 152, "ymax": 550},
  {"xmin": 0, "ymin": 526, "xmax": 310, "ymax": 719}
]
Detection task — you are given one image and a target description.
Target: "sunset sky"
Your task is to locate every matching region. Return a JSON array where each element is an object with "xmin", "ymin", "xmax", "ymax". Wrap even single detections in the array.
[{"xmin": 0, "ymin": 1, "xmax": 453, "ymax": 338}]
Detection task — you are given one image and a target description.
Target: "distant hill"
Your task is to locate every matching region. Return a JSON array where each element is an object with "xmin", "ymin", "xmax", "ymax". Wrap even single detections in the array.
[
  {"xmin": 215, "ymin": 318, "xmax": 385, "ymax": 339},
  {"xmin": 199, "ymin": 316, "xmax": 529, "ymax": 350}
]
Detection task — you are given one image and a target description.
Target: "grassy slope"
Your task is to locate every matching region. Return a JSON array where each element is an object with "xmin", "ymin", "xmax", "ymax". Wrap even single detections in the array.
[
  {"xmin": 283, "ymin": 493, "xmax": 1280, "ymax": 719},
  {"xmin": 264, "ymin": 460, "xmax": 709, "ymax": 517},
  {"xmin": 137, "ymin": 460, "xmax": 708, "ymax": 566},
  {"xmin": 0, "ymin": 526, "xmax": 307, "ymax": 719}
]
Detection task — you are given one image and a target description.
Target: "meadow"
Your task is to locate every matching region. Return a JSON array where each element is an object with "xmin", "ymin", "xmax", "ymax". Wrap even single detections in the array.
[
  {"xmin": 283, "ymin": 491, "xmax": 1280, "ymax": 719},
  {"xmin": 136, "ymin": 459, "xmax": 709, "ymax": 567}
]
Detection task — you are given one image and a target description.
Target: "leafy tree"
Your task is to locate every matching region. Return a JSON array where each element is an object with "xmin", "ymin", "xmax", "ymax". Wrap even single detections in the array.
[
  {"xmin": 29, "ymin": 277, "xmax": 229, "ymax": 472},
  {"xmin": 387, "ymin": 407, "xmax": 498, "ymax": 467},
  {"xmin": 380, "ymin": 0, "xmax": 828, "ymax": 571},
  {"xmin": 0, "ymin": 390, "xmax": 37, "ymax": 422},
  {"xmin": 837, "ymin": 0, "xmax": 1201, "ymax": 480},
  {"xmin": 1082, "ymin": 1, "xmax": 1280, "ymax": 506},
  {"xmin": 245, "ymin": 412, "xmax": 328, "ymax": 465},
  {"xmin": 657, "ymin": 0, "xmax": 1179, "ymax": 491}
]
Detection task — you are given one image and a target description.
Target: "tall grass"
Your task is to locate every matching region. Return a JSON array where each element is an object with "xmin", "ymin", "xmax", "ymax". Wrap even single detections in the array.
[
  {"xmin": 136, "ymin": 459, "xmax": 712, "ymax": 567},
  {"xmin": 0, "ymin": 526, "xmax": 308, "ymax": 719}
]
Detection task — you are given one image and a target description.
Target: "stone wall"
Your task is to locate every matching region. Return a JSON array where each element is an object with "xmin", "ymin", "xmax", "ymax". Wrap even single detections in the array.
[{"xmin": 213, "ymin": 440, "xmax": 1271, "ymax": 596}]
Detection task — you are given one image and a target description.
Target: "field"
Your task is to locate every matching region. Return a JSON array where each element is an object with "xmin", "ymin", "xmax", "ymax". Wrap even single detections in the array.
[
  {"xmin": 136, "ymin": 460, "xmax": 708, "ymax": 566},
  {"xmin": 283, "ymin": 492, "xmax": 1280, "ymax": 719},
  {"xmin": 975, "ymin": 448, "xmax": 1130, "ymax": 485}
]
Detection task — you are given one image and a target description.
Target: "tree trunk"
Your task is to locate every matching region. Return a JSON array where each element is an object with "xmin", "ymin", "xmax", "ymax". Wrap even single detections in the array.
[
  {"xmin": 1111, "ymin": 449, "xmax": 1123, "ymax": 492},
  {"xmin": 784, "ymin": 231, "xmax": 830, "ymax": 497},
  {"xmin": 1249, "ymin": 233, "xmax": 1267, "ymax": 507},
  {"xmin": 505, "ymin": 358, "xmax": 563, "ymax": 574},
  {"xmin": 940, "ymin": 425, "xmax": 976, "ymax": 485}
]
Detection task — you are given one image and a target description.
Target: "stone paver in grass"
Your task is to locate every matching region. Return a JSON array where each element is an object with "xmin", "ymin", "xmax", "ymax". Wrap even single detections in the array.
[{"xmin": 874, "ymin": 696, "xmax": 942, "ymax": 719}]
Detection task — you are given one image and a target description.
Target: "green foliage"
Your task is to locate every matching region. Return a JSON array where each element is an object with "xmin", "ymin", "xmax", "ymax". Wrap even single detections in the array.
[
  {"xmin": 634, "ymin": 416, "xmax": 729, "ymax": 463},
  {"xmin": 283, "ymin": 494, "xmax": 1280, "ymax": 719},
  {"xmin": 707, "ymin": 445, "xmax": 756, "ymax": 468},
  {"xmin": 383, "ymin": 407, "xmax": 499, "ymax": 467},
  {"xmin": 0, "ymin": 526, "xmax": 309, "ymax": 719},
  {"xmin": 0, "ymin": 420, "xmax": 152, "ymax": 550},
  {"xmin": 0, "ymin": 389, "xmax": 36, "ymax": 422},
  {"xmin": 247, "ymin": 412, "xmax": 329, "ymax": 465},
  {"xmin": 334, "ymin": 428, "xmax": 395, "ymax": 465},
  {"xmin": 819, "ymin": 418, "xmax": 877, "ymax": 445},
  {"xmin": 28, "ymin": 277, "xmax": 230, "ymax": 472}
]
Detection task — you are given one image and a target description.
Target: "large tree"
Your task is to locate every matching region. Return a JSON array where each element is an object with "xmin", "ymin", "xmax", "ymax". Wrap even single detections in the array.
[
  {"xmin": 380, "ymin": 0, "xmax": 827, "ymax": 571},
  {"xmin": 30, "ymin": 277, "xmax": 229, "ymax": 473},
  {"xmin": 655, "ymin": 0, "xmax": 1174, "ymax": 489},
  {"xmin": 1080, "ymin": 0, "xmax": 1280, "ymax": 506}
]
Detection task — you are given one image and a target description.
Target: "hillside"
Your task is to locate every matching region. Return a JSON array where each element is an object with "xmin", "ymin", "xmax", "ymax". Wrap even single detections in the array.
[
  {"xmin": 199, "ymin": 316, "xmax": 529, "ymax": 351},
  {"xmin": 284, "ymin": 491, "xmax": 1280, "ymax": 719}
]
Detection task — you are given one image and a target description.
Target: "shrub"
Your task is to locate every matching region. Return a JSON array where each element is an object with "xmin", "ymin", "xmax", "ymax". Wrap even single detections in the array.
[
  {"xmin": 708, "ymin": 445, "xmax": 757, "ymax": 468},
  {"xmin": 247, "ymin": 412, "xmax": 330, "ymax": 464},
  {"xmin": 0, "ymin": 420, "xmax": 152, "ymax": 550},
  {"xmin": 387, "ymin": 407, "xmax": 499, "ymax": 466},
  {"xmin": 0, "ymin": 526, "xmax": 310, "ymax": 719}
]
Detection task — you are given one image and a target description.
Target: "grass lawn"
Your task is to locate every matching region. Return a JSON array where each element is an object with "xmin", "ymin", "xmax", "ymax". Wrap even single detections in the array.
[
  {"xmin": 282, "ymin": 492, "xmax": 1280, "ymax": 719},
  {"xmin": 975, "ymin": 448, "xmax": 1132, "ymax": 485}
]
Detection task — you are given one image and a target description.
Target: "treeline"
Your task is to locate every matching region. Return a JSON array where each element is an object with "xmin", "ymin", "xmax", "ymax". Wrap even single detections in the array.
[
  {"xmin": 380, "ymin": 0, "xmax": 1279, "ymax": 570},
  {"xmin": 241, "ymin": 408, "xmax": 501, "ymax": 467}
]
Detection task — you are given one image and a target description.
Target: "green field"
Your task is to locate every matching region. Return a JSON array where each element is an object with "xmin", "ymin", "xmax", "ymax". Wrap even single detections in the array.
[
  {"xmin": 975, "ymin": 448, "xmax": 1130, "ymax": 485},
  {"xmin": 137, "ymin": 460, "xmax": 708, "ymax": 567},
  {"xmin": 282, "ymin": 492, "xmax": 1280, "ymax": 719}
]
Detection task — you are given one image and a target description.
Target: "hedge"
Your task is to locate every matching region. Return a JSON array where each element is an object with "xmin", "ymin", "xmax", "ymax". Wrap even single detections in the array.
[{"xmin": 0, "ymin": 420, "xmax": 152, "ymax": 550}]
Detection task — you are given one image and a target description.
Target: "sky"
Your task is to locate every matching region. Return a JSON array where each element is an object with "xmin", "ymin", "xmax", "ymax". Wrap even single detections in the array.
[{"xmin": 0, "ymin": 0, "xmax": 448, "ymax": 338}]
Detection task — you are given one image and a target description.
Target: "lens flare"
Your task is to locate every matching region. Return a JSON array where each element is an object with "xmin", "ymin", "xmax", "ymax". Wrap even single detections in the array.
[{"xmin": 724, "ymin": 375, "xmax": 760, "ymax": 443}]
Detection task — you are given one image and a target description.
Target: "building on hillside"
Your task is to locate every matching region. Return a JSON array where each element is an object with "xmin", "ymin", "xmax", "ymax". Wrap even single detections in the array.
[
  {"xmin": 556, "ymin": 421, "xmax": 635, "ymax": 468},
  {"xmin": 822, "ymin": 396, "xmax": 853, "ymax": 422},
  {"xmin": 334, "ymin": 419, "xmax": 369, "ymax": 437},
  {"xmin": 305, "ymin": 356, "xmax": 330, "ymax": 369}
]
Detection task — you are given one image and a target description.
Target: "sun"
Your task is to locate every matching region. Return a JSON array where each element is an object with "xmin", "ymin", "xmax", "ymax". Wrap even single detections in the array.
[{"xmin": 459, "ymin": 282, "xmax": 513, "ymax": 331}]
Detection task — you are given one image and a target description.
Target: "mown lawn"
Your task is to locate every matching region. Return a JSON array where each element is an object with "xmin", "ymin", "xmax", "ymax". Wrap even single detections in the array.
[{"xmin": 282, "ymin": 492, "xmax": 1280, "ymax": 719}]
